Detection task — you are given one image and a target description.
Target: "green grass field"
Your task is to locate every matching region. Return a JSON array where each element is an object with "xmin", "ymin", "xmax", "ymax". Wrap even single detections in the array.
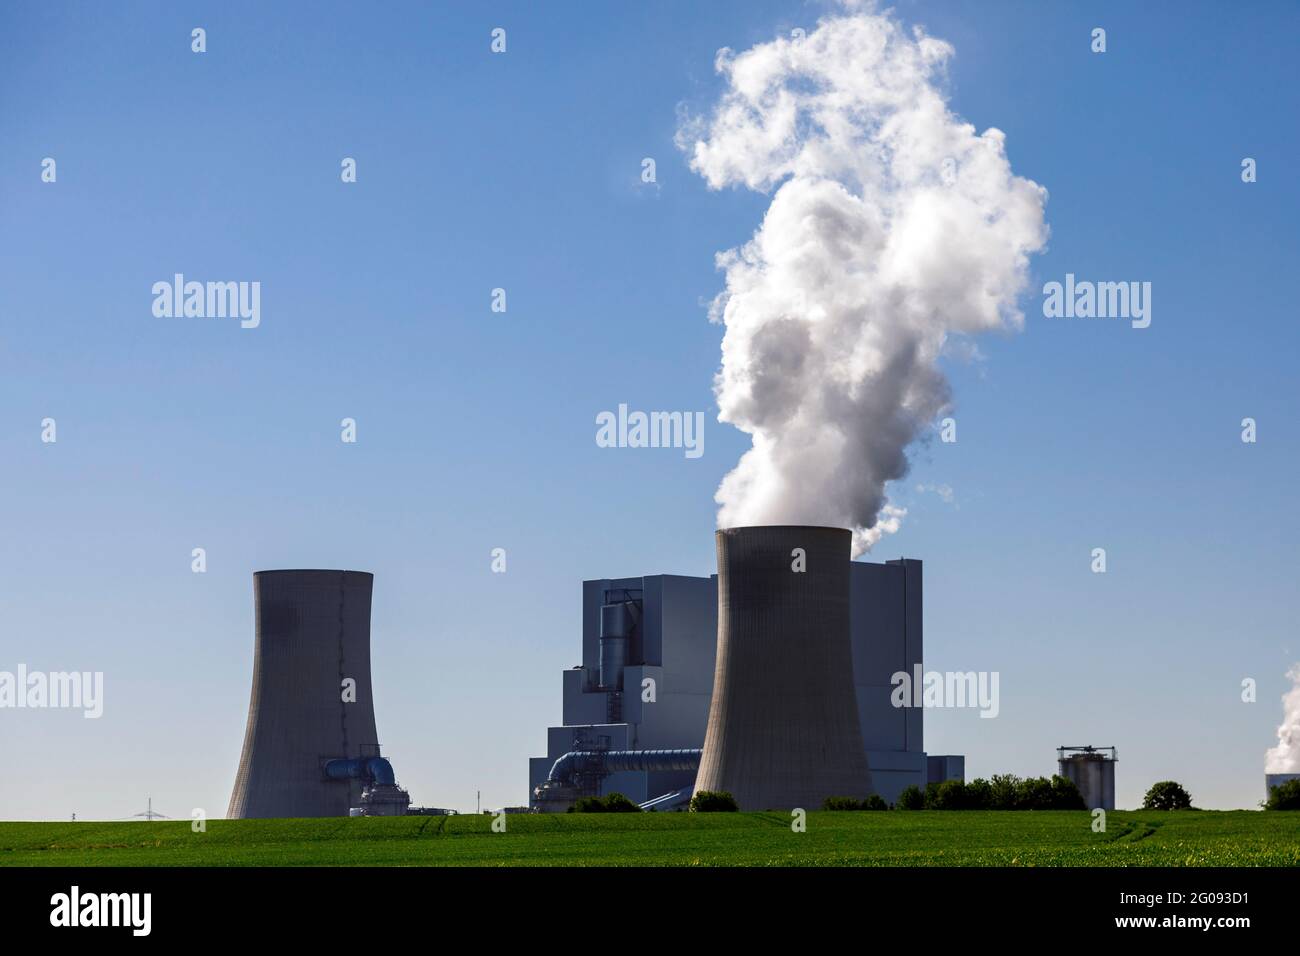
[{"xmin": 2, "ymin": 810, "xmax": 1297, "ymax": 866}]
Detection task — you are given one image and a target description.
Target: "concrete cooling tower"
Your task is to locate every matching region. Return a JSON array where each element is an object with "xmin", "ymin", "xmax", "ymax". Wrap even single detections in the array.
[
  {"xmin": 694, "ymin": 526, "xmax": 873, "ymax": 809},
  {"xmin": 228, "ymin": 570, "xmax": 403, "ymax": 818}
]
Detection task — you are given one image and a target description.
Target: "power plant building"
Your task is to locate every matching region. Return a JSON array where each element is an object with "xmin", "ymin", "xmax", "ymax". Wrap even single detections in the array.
[
  {"xmin": 529, "ymin": 575, "xmax": 717, "ymax": 809},
  {"xmin": 530, "ymin": 538, "xmax": 952, "ymax": 809}
]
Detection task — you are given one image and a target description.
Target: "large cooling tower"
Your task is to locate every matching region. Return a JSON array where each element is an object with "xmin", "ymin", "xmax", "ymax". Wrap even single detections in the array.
[
  {"xmin": 694, "ymin": 526, "xmax": 873, "ymax": 809},
  {"xmin": 228, "ymin": 570, "xmax": 380, "ymax": 818}
]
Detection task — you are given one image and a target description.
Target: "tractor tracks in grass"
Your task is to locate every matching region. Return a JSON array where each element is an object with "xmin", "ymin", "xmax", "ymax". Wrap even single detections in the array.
[{"xmin": 415, "ymin": 815, "xmax": 450, "ymax": 839}]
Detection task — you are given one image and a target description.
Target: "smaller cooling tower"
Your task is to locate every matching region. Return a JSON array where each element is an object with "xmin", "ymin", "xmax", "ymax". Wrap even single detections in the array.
[
  {"xmin": 228, "ymin": 570, "xmax": 382, "ymax": 819},
  {"xmin": 1057, "ymin": 746, "xmax": 1116, "ymax": 810},
  {"xmin": 694, "ymin": 526, "xmax": 872, "ymax": 809}
]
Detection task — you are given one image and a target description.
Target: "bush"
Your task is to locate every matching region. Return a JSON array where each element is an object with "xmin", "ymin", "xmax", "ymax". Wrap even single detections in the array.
[
  {"xmin": 570, "ymin": 792, "xmax": 642, "ymax": 813},
  {"xmin": 927, "ymin": 779, "xmax": 968, "ymax": 810},
  {"xmin": 1143, "ymin": 780, "xmax": 1193, "ymax": 810},
  {"xmin": 1049, "ymin": 774, "xmax": 1087, "ymax": 810},
  {"xmin": 988, "ymin": 774, "xmax": 1021, "ymax": 810},
  {"xmin": 600, "ymin": 792, "xmax": 642, "ymax": 813},
  {"xmin": 895, "ymin": 785, "xmax": 925, "ymax": 810},
  {"xmin": 1016, "ymin": 776, "xmax": 1055, "ymax": 810},
  {"xmin": 822, "ymin": 796, "xmax": 864, "ymax": 811},
  {"xmin": 964, "ymin": 778, "xmax": 992, "ymax": 810},
  {"xmin": 1265, "ymin": 778, "xmax": 1300, "ymax": 811},
  {"xmin": 863, "ymin": 794, "xmax": 889, "ymax": 811},
  {"xmin": 689, "ymin": 790, "xmax": 739, "ymax": 813}
]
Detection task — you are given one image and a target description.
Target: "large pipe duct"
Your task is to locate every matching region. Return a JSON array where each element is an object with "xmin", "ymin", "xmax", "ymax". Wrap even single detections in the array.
[
  {"xmin": 694, "ymin": 526, "xmax": 873, "ymax": 809},
  {"xmin": 324, "ymin": 756, "xmax": 398, "ymax": 787},
  {"xmin": 228, "ymin": 570, "xmax": 380, "ymax": 818},
  {"xmin": 545, "ymin": 748, "xmax": 702, "ymax": 786}
]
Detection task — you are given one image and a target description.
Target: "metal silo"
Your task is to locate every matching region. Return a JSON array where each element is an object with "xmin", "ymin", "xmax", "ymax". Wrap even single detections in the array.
[
  {"xmin": 1057, "ymin": 745, "xmax": 1117, "ymax": 810},
  {"xmin": 227, "ymin": 570, "xmax": 381, "ymax": 818},
  {"xmin": 694, "ymin": 526, "xmax": 873, "ymax": 809}
]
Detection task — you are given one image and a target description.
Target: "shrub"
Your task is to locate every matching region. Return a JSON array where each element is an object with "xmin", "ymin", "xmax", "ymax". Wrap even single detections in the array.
[
  {"xmin": 822, "ymin": 796, "xmax": 864, "ymax": 811},
  {"xmin": 1016, "ymin": 776, "xmax": 1055, "ymax": 810},
  {"xmin": 964, "ymin": 778, "xmax": 992, "ymax": 810},
  {"xmin": 1143, "ymin": 780, "xmax": 1193, "ymax": 810},
  {"xmin": 689, "ymin": 790, "xmax": 739, "ymax": 813},
  {"xmin": 895, "ymin": 785, "xmax": 925, "ymax": 810},
  {"xmin": 1049, "ymin": 774, "xmax": 1087, "ymax": 810},
  {"xmin": 863, "ymin": 794, "xmax": 889, "ymax": 811},
  {"xmin": 988, "ymin": 774, "xmax": 1021, "ymax": 810},
  {"xmin": 1265, "ymin": 778, "xmax": 1300, "ymax": 811},
  {"xmin": 570, "ymin": 792, "xmax": 642, "ymax": 813},
  {"xmin": 927, "ymin": 779, "xmax": 968, "ymax": 810},
  {"xmin": 600, "ymin": 792, "xmax": 642, "ymax": 813}
]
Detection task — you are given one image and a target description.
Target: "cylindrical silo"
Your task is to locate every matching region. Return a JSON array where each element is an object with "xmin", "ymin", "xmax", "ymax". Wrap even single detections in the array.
[
  {"xmin": 694, "ymin": 526, "xmax": 873, "ymax": 809},
  {"xmin": 227, "ymin": 570, "xmax": 380, "ymax": 818},
  {"xmin": 1057, "ymin": 746, "xmax": 1117, "ymax": 810}
]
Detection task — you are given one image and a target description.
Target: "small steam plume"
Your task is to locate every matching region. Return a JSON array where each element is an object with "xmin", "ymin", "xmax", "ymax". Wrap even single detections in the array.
[
  {"xmin": 1265, "ymin": 664, "xmax": 1300, "ymax": 773},
  {"xmin": 678, "ymin": 4, "xmax": 1048, "ymax": 554}
]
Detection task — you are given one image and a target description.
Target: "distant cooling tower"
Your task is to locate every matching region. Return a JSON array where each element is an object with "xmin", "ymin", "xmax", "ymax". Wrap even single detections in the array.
[
  {"xmin": 694, "ymin": 526, "xmax": 873, "ymax": 809},
  {"xmin": 228, "ymin": 570, "xmax": 382, "ymax": 818}
]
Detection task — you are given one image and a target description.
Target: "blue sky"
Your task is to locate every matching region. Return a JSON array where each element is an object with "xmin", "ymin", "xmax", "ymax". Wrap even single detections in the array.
[{"xmin": 2, "ymin": 0, "xmax": 1297, "ymax": 817}]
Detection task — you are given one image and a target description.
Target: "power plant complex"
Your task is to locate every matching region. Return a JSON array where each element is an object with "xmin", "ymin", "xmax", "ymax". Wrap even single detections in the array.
[
  {"xmin": 529, "ymin": 526, "xmax": 965, "ymax": 812},
  {"xmin": 227, "ymin": 527, "xmax": 973, "ymax": 818}
]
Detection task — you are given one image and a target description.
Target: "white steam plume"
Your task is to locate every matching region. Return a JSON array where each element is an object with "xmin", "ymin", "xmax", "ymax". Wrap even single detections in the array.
[
  {"xmin": 678, "ymin": 6, "xmax": 1049, "ymax": 554},
  {"xmin": 1265, "ymin": 664, "xmax": 1300, "ymax": 773}
]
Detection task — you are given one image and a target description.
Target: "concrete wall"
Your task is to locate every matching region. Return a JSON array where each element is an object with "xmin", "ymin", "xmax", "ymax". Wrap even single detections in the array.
[{"xmin": 850, "ymin": 559, "xmax": 922, "ymax": 754}]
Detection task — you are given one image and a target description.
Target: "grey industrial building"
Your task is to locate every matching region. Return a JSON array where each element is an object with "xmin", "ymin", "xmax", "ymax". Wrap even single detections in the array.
[
  {"xmin": 228, "ymin": 570, "xmax": 410, "ymax": 819},
  {"xmin": 530, "ymin": 531, "xmax": 960, "ymax": 810}
]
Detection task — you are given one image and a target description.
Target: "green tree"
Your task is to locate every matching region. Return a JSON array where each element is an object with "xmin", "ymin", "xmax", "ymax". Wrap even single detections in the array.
[
  {"xmin": 964, "ymin": 778, "xmax": 992, "ymax": 810},
  {"xmin": 1049, "ymin": 775, "xmax": 1087, "ymax": 810},
  {"xmin": 1143, "ymin": 780, "xmax": 1193, "ymax": 810},
  {"xmin": 1265, "ymin": 778, "xmax": 1300, "ymax": 810},
  {"xmin": 988, "ymin": 774, "xmax": 1021, "ymax": 810},
  {"xmin": 600, "ymin": 792, "xmax": 642, "ymax": 813},
  {"xmin": 895, "ymin": 785, "xmax": 925, "ymax": 810},
  {"xmin": 928, "ymin": 779, "xmax": 968, "ymax": 810},
  {"xmin": 1016, "ymin": 776, "xmax": 1055, "ymax": 810}
]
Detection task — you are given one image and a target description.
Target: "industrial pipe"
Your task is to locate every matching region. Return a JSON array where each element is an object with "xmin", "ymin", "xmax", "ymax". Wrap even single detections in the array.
[
  {"xmin": 546, "ymin": 748, "xmax": 702, "ymax": 787},
  {"xmin": 323, "ymin": 756, "xmax": 397, "ymax": 786}
]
